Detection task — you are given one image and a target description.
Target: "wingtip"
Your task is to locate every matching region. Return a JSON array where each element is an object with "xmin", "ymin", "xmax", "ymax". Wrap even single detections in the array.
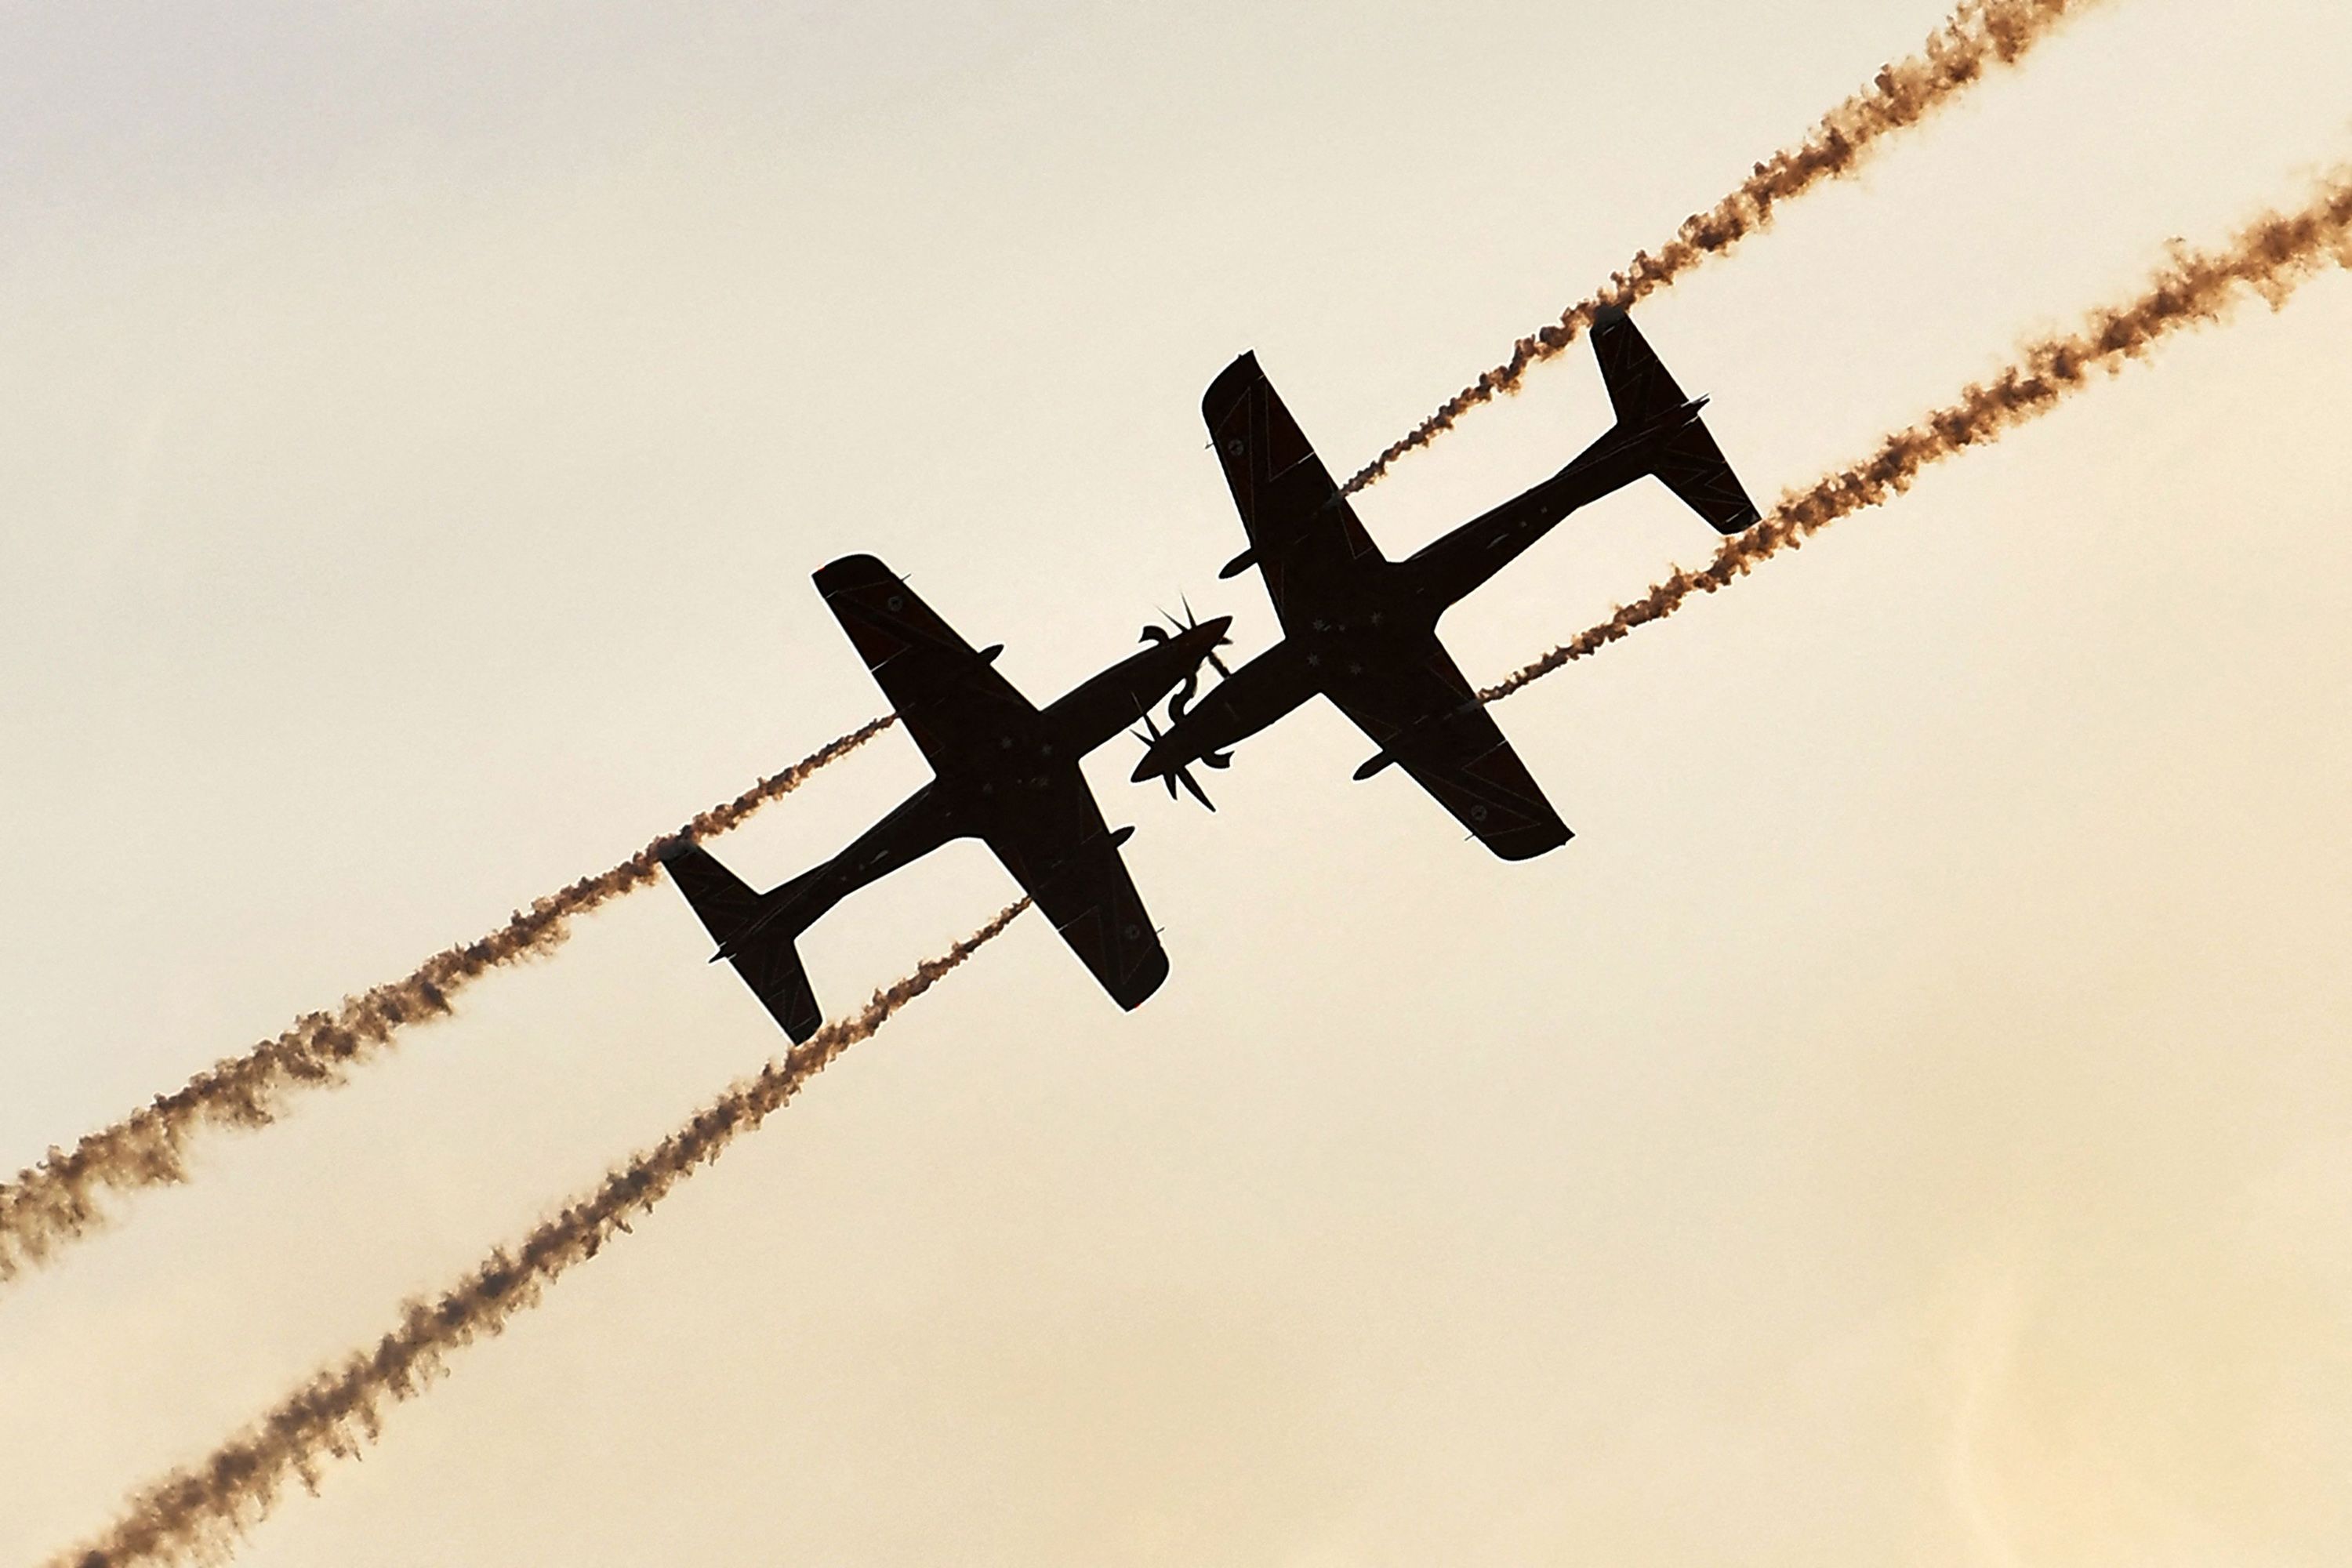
[
  {"xmin": 1484, "ymin": 822, "xmax": 1574, "ymax": 861},
  {"xmin": 811, "ymin": 552, "xmax": 896, "ymax": 599},
  {"xmin": 1201, "ymin": 350, "xmax": 1265, "ymax": 425},
  {"xmin": 1115, "ymin": 945, "xmax": 1173, "ymax": 1011}
]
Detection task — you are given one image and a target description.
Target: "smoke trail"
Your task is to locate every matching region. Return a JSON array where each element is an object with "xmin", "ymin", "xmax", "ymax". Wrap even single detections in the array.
[
  {"xmin": 1479, "ymin": 168, "xmax": 2352, "ymax": 702},
  {"xmin": 0, "ymin": 715, "xmax": 897, "ymax": 1287},
  {"xmin": 1343, "ymin": 0, "xmax": 2105, "ymax": 495},
  {"xmin": 43, "ymin": 898, "xmax": 1027, "ymax": 1568}
]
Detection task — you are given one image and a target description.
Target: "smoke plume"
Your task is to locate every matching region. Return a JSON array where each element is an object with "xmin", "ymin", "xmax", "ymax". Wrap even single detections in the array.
[
  {"xmin": 0, "ymin": 716, "xmax": 897, "ymax": 1287},
  {"xmin": 1479, "ymin": 168, "xmax": 2352, "ymax": 702},
  {"xmin": 1343, "ymin": 0, "xmax": 2106, "ymax": 494},
  {"xmin": 42, "ymin": 898, "xmax": 1027, "ymax": 1568}
]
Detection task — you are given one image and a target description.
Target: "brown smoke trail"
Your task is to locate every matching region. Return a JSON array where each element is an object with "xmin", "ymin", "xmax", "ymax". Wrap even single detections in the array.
[
  {"xmin": 1479, "ymin": 168, "xmax": 2352, "ymax": 702},
  {"xmin": 1343, "ymin": 0, "xmax": 2105, "ymax": 495},
  {"xmin": 0, "ymin": 715, "xmax": 897, "ymax": 1287},
  {"xmin": 43, "ymin": 898, "xmax": 1027, "ymax": 1568}
]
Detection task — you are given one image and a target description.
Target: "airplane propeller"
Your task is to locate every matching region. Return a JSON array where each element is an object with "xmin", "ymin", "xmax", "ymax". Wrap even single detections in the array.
[
  {"xmin": 1137, "ymin": 596, "xmax": 1233, "ymax": 680},
  {"xmin": 1130, "ymin": 712, "xmax": 1218, "ymax": 813},
  {"xmin": 1182, "ymin": 595, "xmax": 1234, "ymax": 678},
  {"xmin": 1141, "ymin": 594, "xmax": 1236, "ymax": 748},
  {"xmin": 1132, "ymin": 596, "xmax": 1233, "ymax": 808}
]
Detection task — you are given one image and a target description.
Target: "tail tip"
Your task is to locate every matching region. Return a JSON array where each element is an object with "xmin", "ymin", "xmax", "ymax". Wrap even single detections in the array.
[
  {"xmin": 655, "ymin": 833, "xmax": 715, "ymax": 867},
  {"xmin": 1725, "ymin": 503, "xmax": 1762, "ymax": 535}
]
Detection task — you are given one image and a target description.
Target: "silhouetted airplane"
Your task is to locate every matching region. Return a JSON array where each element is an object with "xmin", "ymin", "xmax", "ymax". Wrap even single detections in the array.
[
  {"xmin": 1134, "ymin": 307, "xmax": 1759, "ymax": 858},
  {"xmin": 665, "ymin": 554, "xmax": 1230, "ymax": 1040}
]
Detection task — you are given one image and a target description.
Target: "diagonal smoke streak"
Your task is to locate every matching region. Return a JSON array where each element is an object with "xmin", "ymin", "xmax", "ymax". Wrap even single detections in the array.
[
  {"xmin": 43, "ymin": 898, "xmax": 1029, "ymax": 1568},
  {"xmin": 1479, "ymin": 167, "xmax": 2352, "ymax": 702},
  {"xmin": 0, "ymin": 716, "xmax": 898, "ymax": 1289},
  {"xmin": 1343, "ymin": 0, "xmax": 2107, "ymax": 495},
  {"xmin": 0, "ymin": 0, "xmax": 2111, "ymax": 1283}
]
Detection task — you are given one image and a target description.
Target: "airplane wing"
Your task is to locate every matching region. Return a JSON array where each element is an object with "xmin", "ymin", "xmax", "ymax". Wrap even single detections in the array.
[
  {"xmin": 1202, "ymin": 353, "xmax": 1385, "ymax": 625},
  {"xmin": 1322, "ymin": 634, "xmax": 1572, "ymax": 862},
  {"xmin": 814, "ymin": 554, "xmax": 1035, "ymax": 771},
  {"xmin": 985, "ymin": 786, "xmax": 1170, "ymax": 1012}
]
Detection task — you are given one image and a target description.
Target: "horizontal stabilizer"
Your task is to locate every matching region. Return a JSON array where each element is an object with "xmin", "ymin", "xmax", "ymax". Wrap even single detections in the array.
[
  {"xmin": 1649, "ymin": 412, "xmax": 1763, "ymax": 535},
  {"xmin": 661, "ymin": 840, "xmax": 760, "ymax": 944},
  {"xmin": 660, "ymin": 843, "xmax": 823, "ymax": 1043},
  {"xmin": 1592, "ymin": 307, "xmax": 1762, "ymax": 535}
]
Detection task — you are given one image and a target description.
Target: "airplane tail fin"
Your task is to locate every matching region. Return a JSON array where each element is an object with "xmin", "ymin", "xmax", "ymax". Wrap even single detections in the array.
[
  {"xmin": 1590, "ymin": 307, "xmax": 1762, "ymax": 535},
  {"xmin": 660, "ymin": 843, "xmax": 824, "ymax": 1043}
]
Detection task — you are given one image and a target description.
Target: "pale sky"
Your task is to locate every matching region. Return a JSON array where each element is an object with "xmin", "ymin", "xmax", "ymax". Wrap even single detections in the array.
[{"xmin": 5, "ymin": 2, "xmax": 2352, "ymax": 1563}]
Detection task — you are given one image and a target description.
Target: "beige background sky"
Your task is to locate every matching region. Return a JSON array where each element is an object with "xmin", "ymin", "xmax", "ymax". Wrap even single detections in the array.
[{"xmin": 5, "ymin": 1, "xmax": 2352, "ymax": 1563}]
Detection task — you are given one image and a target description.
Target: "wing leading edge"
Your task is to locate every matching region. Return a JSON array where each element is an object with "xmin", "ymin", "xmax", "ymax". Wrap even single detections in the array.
[
  {"xmin": 1202, "ymin": 352, "xmax": 1383, "ymax": 622},
  {"xmin": 814, "ymin": 553, "xmax": 1032, "ymax": 769},
  {"xmin": 1323, "ymin": 636, "xmax": 1572, "ymax": 862}
]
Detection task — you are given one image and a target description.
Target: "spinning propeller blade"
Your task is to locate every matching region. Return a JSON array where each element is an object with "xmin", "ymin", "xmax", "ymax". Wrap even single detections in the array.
[
  {"xmin": 1172, "ymin": 768, "xmax": 1215, "ymax": 811},
  {"xmin": 1177, "ymin": 594, "xmax": 1233, "ymax": 676},
  {"xmin": 1129, "ymin": 711, "xmax": 1215, "ymax": 812}
]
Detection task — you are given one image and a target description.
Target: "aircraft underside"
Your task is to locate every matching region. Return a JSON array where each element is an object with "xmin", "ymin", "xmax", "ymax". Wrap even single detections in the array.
[
  {"xmin": 674, "ymin": 309, "xmax": 1756, "ymax": 1037},
  {"xmin": 1134, "ymin": 309, "xmax": 1758, "ymax": 863},
  {"xmin": 665, "ymin": 554, "xmax": 1224, "ymax": 1040}
]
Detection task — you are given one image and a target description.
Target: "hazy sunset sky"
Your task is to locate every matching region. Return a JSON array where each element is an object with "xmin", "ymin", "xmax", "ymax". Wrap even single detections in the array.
[{"xmin": 5, "ymin": 1, "xmax": 2352, "ymax": 1563}]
